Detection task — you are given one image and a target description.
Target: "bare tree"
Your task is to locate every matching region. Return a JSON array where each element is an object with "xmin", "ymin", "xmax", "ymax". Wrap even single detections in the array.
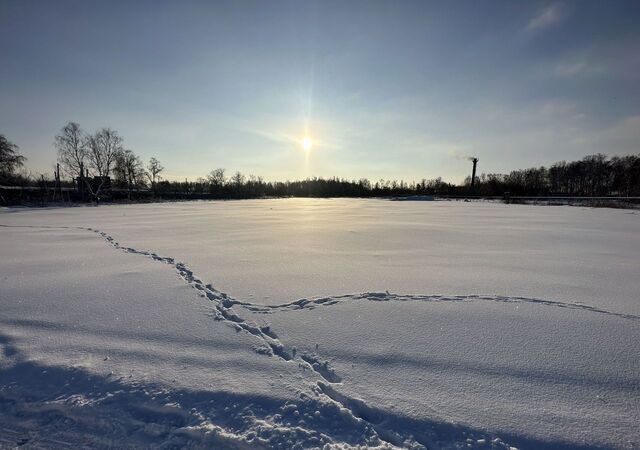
[
  {"xmin": 207, "ymin": 168, "xmax": 226, "ymax": 187},
  {"xmin": 115, "ymin": 149, "xmax": 146, "ymax": 199},
  {"xmin": 0, "ymin": 134, "xmax": 26, "ymax": 179},
  {"xmin": 84, "ymin": 128, "xmax": 123, "ymax": 203},
  {"xmin": 230, "ymin": 171, "xmax": 245, "ymax": 195},
  {"xmin": 147, "ymin": 157, "xmax": 164, "ymax": 195},
  {"xmin": 55, "ymin": 122, "xmax": 87, "ymax": 179},
  {"xmin": 88, "ymin": 128, "xmax": 121, "ymax": 177}
]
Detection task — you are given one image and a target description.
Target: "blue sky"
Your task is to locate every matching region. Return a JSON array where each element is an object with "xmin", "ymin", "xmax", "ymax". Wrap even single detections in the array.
[{"xmin": 1, "ymin": 0, "xmax": 639, "ymax": 182}]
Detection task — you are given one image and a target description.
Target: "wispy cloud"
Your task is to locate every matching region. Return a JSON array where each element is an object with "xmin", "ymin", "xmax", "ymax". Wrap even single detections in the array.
[
  {"xmin": 526, "ymin": 3, "xmax": 568, "ymax": 32},
  {"xmin": 553, "ymin": 59, "xmax": 606, "ymax": 78}
]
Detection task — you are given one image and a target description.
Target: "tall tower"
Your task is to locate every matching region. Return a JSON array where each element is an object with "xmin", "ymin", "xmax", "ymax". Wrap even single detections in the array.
[{"xmin": 470, "ymin": 157, "xmax": 478, "ymax": 193}]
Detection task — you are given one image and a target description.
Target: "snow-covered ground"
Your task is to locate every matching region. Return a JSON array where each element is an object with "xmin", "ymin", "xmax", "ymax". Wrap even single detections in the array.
[{"xmin": 1, "ymin": 199, "xmax": 638, "ymax": 449}]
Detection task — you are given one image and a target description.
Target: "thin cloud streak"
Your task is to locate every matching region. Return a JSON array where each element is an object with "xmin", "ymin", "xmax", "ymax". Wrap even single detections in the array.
[{"xmin": 526, "ymin": 3, "xmax": 569, "ymax": 32}]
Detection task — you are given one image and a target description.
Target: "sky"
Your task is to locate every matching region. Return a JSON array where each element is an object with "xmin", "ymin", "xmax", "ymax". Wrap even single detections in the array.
[{"xmin": 1, "ymin": 0, "xmax": 639, "ymax": 183}]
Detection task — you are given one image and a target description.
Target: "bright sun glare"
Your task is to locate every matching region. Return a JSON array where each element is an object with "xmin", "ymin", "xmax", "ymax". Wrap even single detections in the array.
[{"xmin": 302, "ymin": 136, "xmax": 313, "ymax": 151}]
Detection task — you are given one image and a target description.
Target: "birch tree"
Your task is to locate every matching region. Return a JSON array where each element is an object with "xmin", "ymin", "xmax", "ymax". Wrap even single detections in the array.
[{"xmin": 55, "ymin": 122, "xmax": 87, "ymax": 179}]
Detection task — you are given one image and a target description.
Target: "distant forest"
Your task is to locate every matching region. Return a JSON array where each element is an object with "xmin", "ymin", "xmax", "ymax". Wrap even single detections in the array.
[
  {"xmin": 462, "ymin": 153, "xmax": 640, "ymax": 197},
  {"xmin": 1, "ymin": 122, "xmax": 639, "ymax": 204}
]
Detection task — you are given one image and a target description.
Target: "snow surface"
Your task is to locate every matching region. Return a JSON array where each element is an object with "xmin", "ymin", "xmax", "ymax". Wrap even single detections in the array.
[{"xmin": 0, "ymin": 199, "xmax": 638, "ymax": 449}]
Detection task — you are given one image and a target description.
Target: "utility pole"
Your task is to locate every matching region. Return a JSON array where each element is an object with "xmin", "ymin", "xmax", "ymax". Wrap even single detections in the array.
[
  {"xmin": 79, "ymin": 161, "xmax": 85, "ymax": 201},
  {"xmin": 40, "ymin": 174, "xmax": 47, "ymax": 206},
  {"xmin": 53, "ymin": 163, "xmax": 61, "ymax": 202}
]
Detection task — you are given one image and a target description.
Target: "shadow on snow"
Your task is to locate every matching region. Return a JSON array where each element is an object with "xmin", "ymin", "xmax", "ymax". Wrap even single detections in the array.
[{"xmin": 0, "ymin": 332, "xmax": 619, "ymax": 450}]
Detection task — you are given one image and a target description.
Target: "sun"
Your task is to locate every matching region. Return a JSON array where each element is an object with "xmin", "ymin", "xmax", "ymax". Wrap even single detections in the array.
[{"xmin": 302, "ymin": 136, "xmax": 313, "ymax": 151}]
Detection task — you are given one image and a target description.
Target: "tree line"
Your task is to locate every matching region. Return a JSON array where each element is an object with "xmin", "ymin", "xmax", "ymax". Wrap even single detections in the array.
[
  {"xmin": 153, "ymin": 172, "xmax": 452, "ymax": 199},
  {"xmin": 52, "ymin": 122, "xmax": 165, "ymax": 202},
  {"xmin": 1, "ymin": 122, "xmax": 639, "ymax": 203},
  {"xmin": 466, "ymin": 153, "xmax": 640, "ymax": 197}
]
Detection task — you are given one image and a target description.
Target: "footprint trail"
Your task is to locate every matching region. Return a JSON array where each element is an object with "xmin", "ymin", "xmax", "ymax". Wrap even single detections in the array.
[{"xmin": 3, "ymin": 222, "xmax": 629, "ymax": 450}]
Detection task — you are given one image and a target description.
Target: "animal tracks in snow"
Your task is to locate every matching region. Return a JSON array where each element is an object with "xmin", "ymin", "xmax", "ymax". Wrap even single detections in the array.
[
  {"xmin": 243, "ymin": 291, "xmax": 639, "ymax": 321},
  {"xmin": 2, "ymin": 222, "xmax": 637, "ymax": 385},
  {"xmin": 80, "ymin": 226, "xmax": 365, "ymax": 393},
  {"xmin": 2, "ymin": 222, "xmax": 637, "ymax": 450},
  {"xmin": 1, "ymin": 223, "xmax": 635, "ymax": 323}
]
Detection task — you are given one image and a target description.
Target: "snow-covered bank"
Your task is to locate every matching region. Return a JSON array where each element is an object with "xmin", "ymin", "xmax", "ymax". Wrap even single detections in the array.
[{"xmin": 1, "ymin": 200, "xmax": 638, "ymax": 449}]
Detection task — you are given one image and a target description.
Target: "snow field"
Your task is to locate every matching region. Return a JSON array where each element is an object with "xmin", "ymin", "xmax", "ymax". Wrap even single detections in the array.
[{"xmin": 1, "ymin": 199, "xmax": 638, "ymax": 449}]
